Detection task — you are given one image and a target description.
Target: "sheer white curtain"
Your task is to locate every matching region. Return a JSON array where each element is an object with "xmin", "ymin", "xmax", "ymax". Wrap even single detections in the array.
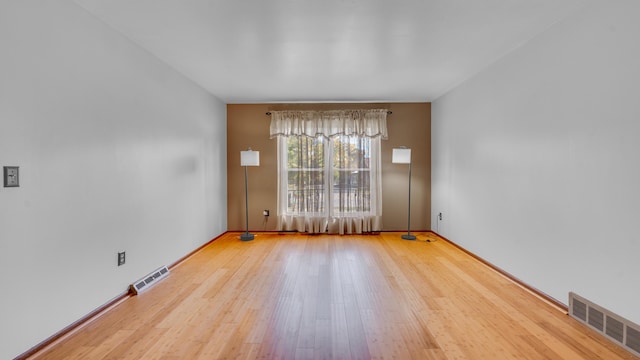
[{"xmin": 271, "ymin": 109, "xmax": 388, "ymax": 234}]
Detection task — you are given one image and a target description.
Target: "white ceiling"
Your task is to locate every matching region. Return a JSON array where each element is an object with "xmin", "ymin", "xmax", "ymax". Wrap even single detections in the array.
[{"xmin": 75, "ymin": 0, "xmax": 584, "ymax": 103}]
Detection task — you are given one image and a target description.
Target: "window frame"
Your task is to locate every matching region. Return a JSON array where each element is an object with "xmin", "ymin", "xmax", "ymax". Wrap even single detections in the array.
[{"xmin": 279, "ymin": 134, "xmax": 379, "ymax": 218}]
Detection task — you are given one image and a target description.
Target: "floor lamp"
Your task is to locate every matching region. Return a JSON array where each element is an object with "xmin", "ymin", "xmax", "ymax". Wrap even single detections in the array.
[
  {"xmin": 392, "ymin": 147, "xmax": 416, "ymax": 240},
  {"xmin": 240, "ymin": 148, "xmax": 260, "ymax": 241}
]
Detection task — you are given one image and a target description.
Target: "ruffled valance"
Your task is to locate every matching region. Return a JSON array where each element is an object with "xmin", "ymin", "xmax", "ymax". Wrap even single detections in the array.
[{"xmin": 269, "ymin": 109, "xmax": 389, "ymax": 139}]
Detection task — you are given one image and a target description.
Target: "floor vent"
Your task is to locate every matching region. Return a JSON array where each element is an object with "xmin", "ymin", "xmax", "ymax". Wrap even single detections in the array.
[
  {"xmin": 129, "ymin": 266, "xmax": 170, "ymax": 295},
  {"xmin": 569, "ymin": 292, "xmax": 640, "ymax": 357}
]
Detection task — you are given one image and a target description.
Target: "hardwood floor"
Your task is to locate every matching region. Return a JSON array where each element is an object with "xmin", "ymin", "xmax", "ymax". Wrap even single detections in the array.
[{"xmin": 30, "ymin": 232, "xmax": 636, "ymax": 359}]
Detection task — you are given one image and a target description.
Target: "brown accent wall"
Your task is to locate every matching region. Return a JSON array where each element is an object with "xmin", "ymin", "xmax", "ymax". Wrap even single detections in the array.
[{"xmin": 227, "ymin": 103, "xmax": 431, "ymax": 232}]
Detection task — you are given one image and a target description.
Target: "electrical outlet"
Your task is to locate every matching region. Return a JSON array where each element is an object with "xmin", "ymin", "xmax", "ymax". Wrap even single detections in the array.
[
  {"xmin": 263, "ymin": 209, "xmax": 270, "ymax": 216},
  {"xmin": 118, "ymin": 251, "xmax": 126, "ymax": 266},
  {"xmin": 438, "ymin": 212, "xmax": 443, "ymax": 220}
]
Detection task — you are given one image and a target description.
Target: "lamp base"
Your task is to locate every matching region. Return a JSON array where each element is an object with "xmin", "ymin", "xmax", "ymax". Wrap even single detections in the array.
[
  {"xmin": 240, "ymin": 233, "xmax": 255, "ymax": 241},
  {"xmin": 401, "ymin": 234, "xmax": 417, "ymax": 241}
]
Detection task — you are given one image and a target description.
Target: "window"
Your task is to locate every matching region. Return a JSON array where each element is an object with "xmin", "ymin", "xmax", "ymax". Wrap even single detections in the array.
[
  {"xmin": 284, "ymin": 135, "xmax": 326, "ymax": 215},
  {"xmin": 271, "ymin": 109, "xmax": 388, "ymax": 234},
  {"xmin": 283, "ymin": 135, "xmax": 377, "ymax": 217},
  {"xmin": 331, "ymin": 135, "xmax": 373, "ymax": 215}
]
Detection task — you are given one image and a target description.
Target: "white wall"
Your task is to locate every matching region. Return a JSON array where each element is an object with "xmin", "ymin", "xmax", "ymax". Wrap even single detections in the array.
[
  {"xmin": 0, "ymin": 1, "xmax": 227, "ymax": 358},
  {"xmin": 432, "ymin": 0, "xmax": 640, "ymax": 324}
]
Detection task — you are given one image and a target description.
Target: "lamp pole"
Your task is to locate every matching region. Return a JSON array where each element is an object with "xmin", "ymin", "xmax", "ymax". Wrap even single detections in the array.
[
  {"xmin": 402, "ymin": 160, "xmax": 416, "ymax": 240},
  {"xmin": 241, "ymin": 164, "xmax": 254, "ymax": 241},
  {"xmin": 240, "ymin": 148, "xmax": 259, "ymax": 241}
]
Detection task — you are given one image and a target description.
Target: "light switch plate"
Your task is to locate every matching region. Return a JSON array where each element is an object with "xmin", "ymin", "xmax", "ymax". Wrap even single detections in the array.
[{"xmin": 3, "ymin": 166, "xmax": 19, "ymax": 187}]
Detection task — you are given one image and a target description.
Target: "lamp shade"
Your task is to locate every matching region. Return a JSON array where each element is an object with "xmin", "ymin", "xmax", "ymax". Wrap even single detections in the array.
[
  {"xmin": 241, "ymin": 150, "xmax": 260, "ymax": 166},
  {"xmin": 392, "ymin": 148, "xmax": 411, "ymax": 164}
]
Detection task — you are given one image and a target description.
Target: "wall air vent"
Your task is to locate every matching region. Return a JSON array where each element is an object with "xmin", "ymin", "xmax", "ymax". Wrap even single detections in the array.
[
  {"xmin": 569, "ymin": 292, "xmax": 640, "ymax": 357},
  {"xmin": 129, "ymin": 266, "xmax": 170, "ymax": 295}
]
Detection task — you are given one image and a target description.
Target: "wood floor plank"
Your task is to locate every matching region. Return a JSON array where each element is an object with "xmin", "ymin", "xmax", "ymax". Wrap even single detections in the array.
[{"xmin": 28, "ymin": 232, "xmax": 638, "ymax": 360}]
